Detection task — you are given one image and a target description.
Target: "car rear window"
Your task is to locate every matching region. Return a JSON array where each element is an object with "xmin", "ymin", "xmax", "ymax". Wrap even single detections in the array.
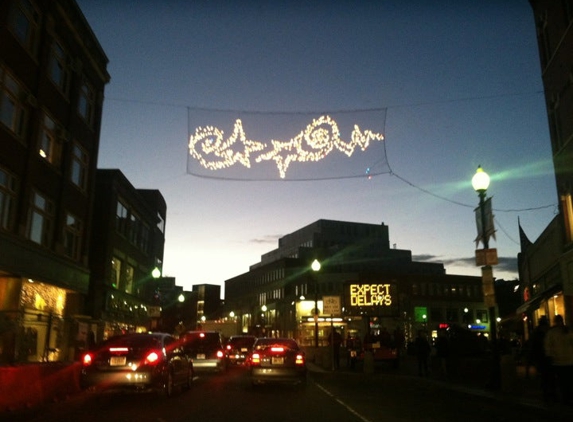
[
  {"xmin": 101, "ymin": 335, "xmax": 162, "ymax": 349},
  {"xmin": 183, "ymin": 332, "xmax": 221, "ymax": 348},
  {"xmin": 254, "ymin": 338, "xmax": 298, "ymax": 350},
  {"xmin": 229, "ymin": 337, "xmax": 255, "ymax": 348}
]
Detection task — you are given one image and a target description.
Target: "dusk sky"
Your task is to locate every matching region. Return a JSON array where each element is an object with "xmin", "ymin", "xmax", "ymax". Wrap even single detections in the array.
[{"xmin": 77, "ymin": 0, "xmax": 557, "ymax": 297}]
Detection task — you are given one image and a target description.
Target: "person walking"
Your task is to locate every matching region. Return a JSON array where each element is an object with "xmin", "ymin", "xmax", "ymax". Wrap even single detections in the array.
[
  {"xmin": 529, "ymin": 316, "xmax": 554, "ymax": 402},
  {"xmin": 544, "ymin": 314, "xmax": 573, "ymax": 405},
  {"xmin": 414, "ymin": 330, "xmax": 431, "ymax": 377},
  {"xmin": 328, "ymin": 328, "xmax": 343, "ymax": 370}
]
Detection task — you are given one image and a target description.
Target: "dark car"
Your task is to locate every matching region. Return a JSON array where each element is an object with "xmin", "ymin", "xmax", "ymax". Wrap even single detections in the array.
[
  {"xmin": 250, "ymin": 338, "xmax": 307, "ymax": 386},
  {"xmin": 80, "ymin": 332, "xmax": 193, "ymax": 396},
  {"xmin": 182, "ymin": 331, "xmax": 227, "ymax": 373},
  {"xmin": 225, "ymin": 335, "xmax": 257, "ymax": 366}
]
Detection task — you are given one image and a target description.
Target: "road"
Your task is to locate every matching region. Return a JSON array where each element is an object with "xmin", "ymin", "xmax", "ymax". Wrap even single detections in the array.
[{"xmin": 9, "ymin": 365, "xmax": 573, "ymax": 422}]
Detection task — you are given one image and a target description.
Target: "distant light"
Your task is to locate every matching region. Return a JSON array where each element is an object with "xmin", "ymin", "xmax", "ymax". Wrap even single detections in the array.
[
  {"xmin": 311, "ymin": 259, "xmax": 321, "ymax": 272},
  {"xmin": 152, "ymin": 267, "xmax": 161, "ymax": 278}
]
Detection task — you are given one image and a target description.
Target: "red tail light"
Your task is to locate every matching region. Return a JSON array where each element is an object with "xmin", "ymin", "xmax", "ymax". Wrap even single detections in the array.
[
  {"xmin": 251, "ymin": 352, "xmax": 261, "ymax": 365},
  {"xmin": 82, "ymin": 352, "xmax": 94, "ymax": 366},
  {"xmin": 144, "ymin": 350, "xmax": 162, "ymax": 365},
  {"xmin": 295, "ymin": 354, "xmax": 305, "ymax": 365},
  {"xmin": 216, "ymin": 350, "xmax": 224, "ymax": 359},
  {"xmin": 270, "ymin": 347, "xmax": 285, "ymax": 352}
]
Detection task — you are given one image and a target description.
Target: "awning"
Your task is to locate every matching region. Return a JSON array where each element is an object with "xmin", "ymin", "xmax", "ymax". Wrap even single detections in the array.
[{"xmin": 516, "ymin": 283, "xmax": 562, "ymax": 314}]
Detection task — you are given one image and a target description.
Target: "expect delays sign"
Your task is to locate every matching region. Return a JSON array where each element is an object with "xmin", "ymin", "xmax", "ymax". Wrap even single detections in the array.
[{"xmin": 346, "ymin": 283, "xmax": 397, "ymax": 315}]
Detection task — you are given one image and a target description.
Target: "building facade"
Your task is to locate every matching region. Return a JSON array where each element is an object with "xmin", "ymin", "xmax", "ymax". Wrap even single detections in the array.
[
  {"xmin": 225, "ymin": 220, "xmax": 487, "ymax": 347},
  {"xmin": 88, "ymin": 169, "xmax": 167, "ymax": 341},
  {"xmin": 0, "ymin": 0, "xmax": 109, "ymax": 363},
  {"xmin": 519, "ymin": 1, "xmax": 573, "ymax": 333}
]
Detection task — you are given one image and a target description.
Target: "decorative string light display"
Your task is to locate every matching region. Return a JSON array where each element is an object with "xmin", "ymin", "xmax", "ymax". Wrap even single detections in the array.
[{"xmin": 187, "ymin": 108, "xmax": 389, "ymax": 181}]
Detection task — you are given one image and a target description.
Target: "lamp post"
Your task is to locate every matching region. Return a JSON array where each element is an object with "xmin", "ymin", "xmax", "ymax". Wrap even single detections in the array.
[
  {"xmin": 471, "ymin": 165, "xmax": 500, "ymax": 390},
  {"xmin": 311, "ymin": 259, "xmax": 321, "ymax": 348}
]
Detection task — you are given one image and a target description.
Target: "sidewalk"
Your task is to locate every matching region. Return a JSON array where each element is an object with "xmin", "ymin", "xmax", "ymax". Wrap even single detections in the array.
[{"xmin": 307, "ymin": 354, "xmax": 573, "ymax": 417}]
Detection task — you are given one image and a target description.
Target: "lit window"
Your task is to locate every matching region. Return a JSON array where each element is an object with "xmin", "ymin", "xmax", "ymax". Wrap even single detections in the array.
[
  {"xmin": 0, "ymin": 168, "xmax": 18, "ymax": 231},
  {"xmin": 39, "ymin": 113, "xmax": 61, "ymax": 165},
  {"xmin": 28, "ymin": 190, "xmax": 53, "ymax": 246},
  {"xmin": 0, "ymin": 66, "xmax": 27, "ymax": 137},
  {"xmin": 125, "ymin": 265, "xmax": 134, "ymax": 293},
  {"xmin": 111, "ymin": 257, "xmax": 122, "ymax": 288}
]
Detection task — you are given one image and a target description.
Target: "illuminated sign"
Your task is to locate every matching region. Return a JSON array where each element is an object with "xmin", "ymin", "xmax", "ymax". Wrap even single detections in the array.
[{"xmin": 348, "ymin": 283, "xmax": 393, "ymax": 307}]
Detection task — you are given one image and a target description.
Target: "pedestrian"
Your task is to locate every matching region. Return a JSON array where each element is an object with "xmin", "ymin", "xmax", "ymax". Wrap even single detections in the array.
[
  {"xmin": 544, "ymin": 314, "xmax": 573, "ymax": 405},
  {"xmin": 328, "ymin": 328, "xmax": 343, "ymax": 370},
  {"xmin": 414, "ymin": 330, "xmax": 431, "ymax": 377},
  {"xmin": 529, "ymin": 316, "xmax": 555, "ymax": 402}
]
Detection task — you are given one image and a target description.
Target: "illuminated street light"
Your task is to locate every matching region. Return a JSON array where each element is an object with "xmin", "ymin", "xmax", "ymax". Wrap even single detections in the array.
[
  {"xmin": 152, "ymin": 267, "xmax": 161, "ymax": 279},
  {"xmin": 312, "ymin": 259, "xmax": 321, "ymax": 348},
  {"xmin": 472, "ymin": 165, "xmax": 500, "ymax": 390}
]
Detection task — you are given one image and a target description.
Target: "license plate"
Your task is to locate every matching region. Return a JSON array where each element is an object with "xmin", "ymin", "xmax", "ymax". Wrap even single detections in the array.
[
  {"xmin": 110, "ymin": 356, "xmax": 126, "ymax": 366},
  {"xmin": 240, "ymin": 348, "xmax": 248, "ymax": 352},
  {"xmin": 350, "ymin": 350, "xmax": 357, "ymax": 357},
  {"xmin": 271, "ymin": 357, "xmax": 284, "ymax": 365},
  {"xmin": 197, "ymin": 354, "xmax": 206, "ymax": 359}
]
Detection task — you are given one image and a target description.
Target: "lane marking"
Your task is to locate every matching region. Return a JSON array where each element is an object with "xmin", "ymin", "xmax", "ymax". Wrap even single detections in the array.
[{"xmin": 315, "ymin": 382, "xmax": 374, "ymax": 422}]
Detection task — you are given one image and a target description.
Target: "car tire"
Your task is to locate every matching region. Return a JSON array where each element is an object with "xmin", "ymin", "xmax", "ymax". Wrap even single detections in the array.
[
  {"xmin": 184, "ymin": 367, "xmax": 193, "ymax": 390},
  {"xmin": 161, "ymin": 370, "xmax": 174, "ymax": 397}
]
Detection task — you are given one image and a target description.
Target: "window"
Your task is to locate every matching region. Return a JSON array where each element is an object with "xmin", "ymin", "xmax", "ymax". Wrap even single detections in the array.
[
  {"xmin": 111, "ymin": 257, "xmax": 122, "ymax": 288},
  {"xmin": 0, "ymin": 66, "xmax": 27, "ymax": 137},
  {"xmin": 116, "ymin": 200, "xmax": 129, "ymax": 236},
  {"xmin": 129, "ymin": 213, "xmax": 139, "ymax": 244},
  {"xmin": 28, "ymin": 190, "xmax": 53, "ymax": 246},
  {"xmin": 49, "ymin": 40, "xmax": 70, "ymax": 95},
  {"xmin": 8, "ymin": 0, "xmax": 40, "ymax": 55},
  {"xmin": 0, "ymin": 168, "xmax": 18, "ymax": 230},
  {"xmin": 124, "ymin": 264, "xmax": 134, "ymax": 293},
  {"xmin": 446, "ymin": 308, "xmax": 458, "ymax": 323},
  {"xmin": 38, "ymin": 113, "xmax": 61, "ymax": 165},
  {"xmin": 476, "ymin": 310, "xmax": 488, "ymax": 323},
  {"xmin": 70, "ymin": 143, "xmax": 88, "ymax": 189},
  {"xmin": 78, "ymin": 81, "xmax": 95, "ymax": 126},
  {"xmin": 157, "ymin": 212, "xmax": 165, "ymax": 233},
  {"xmin": 139, "ymin": 222, "xmax": 150, "ymax": 253},
  {"xmin": 63, "ymin": 212, "xmax": 81, "ymax": 260}
]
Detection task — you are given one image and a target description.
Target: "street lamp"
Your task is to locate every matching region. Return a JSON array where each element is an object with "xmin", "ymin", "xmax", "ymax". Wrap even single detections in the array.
[
  {"xmin": 472, "ymin": 165, "xmax": 500, "ymax": 390},
  {"xmin": 311, "ymin": 259, "xmax": 321, "ymax": 348}
]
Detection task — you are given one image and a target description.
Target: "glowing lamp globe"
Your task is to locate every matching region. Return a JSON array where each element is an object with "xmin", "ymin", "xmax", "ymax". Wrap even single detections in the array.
[{"xmin": 472, "ymin": 166, "xmax": 490, "ymax": 192}]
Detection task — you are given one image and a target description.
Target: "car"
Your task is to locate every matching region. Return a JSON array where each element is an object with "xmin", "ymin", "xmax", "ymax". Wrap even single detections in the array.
[
  {"xmin": 225, "ymin": 335, "xmax": 257, "ymax": 366},
  {"xmin": 80, "ymin": 332, "xmax": 193, "ymax": 396},
  {"xmin": 181, "ymin": 331, "xmax": 227, "ymax": 373},
  {"xmin": 249, "ymin": 337, "xmax": 307, "ymax": 387}
]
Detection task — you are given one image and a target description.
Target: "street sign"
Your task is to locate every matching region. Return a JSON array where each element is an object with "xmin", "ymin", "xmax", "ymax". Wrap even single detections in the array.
[
  {"xmin": 475, "ymin": 248, "xmax": 498, "ymax": 266},
  {"xmin": 322, "ymin": 295, "xmax": 341, "ymax": 316}
]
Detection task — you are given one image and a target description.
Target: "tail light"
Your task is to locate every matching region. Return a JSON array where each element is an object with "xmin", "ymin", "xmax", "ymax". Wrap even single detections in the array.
[
  {"xmin": 144, "ymin": 350, "xmax": 162, "ymax": 365},
  {"xmin": 216, "ymin": 350, "xmax": 224, "ymax": 359},
  {"xmin": 295, "ymin": 353, "xmax": 305, "ymax": 365},
  {"xmin": 251, "ymin": 352, "xmax": 261, "ymax": 365},
  {"xmin": 270, "ymin": 347, "xmax": 285, "ymax": 352},
  {"xmin": 82, "ymin": 352, "xmax": 94, "ymax": 366}
]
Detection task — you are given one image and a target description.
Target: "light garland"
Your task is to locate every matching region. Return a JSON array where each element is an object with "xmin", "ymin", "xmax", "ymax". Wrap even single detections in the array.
[{"xmin": 188, "ymin": 115, "xmax": 384, "ymax": 178}]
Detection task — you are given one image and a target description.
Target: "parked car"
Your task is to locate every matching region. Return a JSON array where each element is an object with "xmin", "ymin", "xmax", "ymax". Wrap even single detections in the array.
[
  {"xmin": 80, "ymin": 332, "xmax": 193, "ymax": 396},
  {"xmin": 225, "ymin": 335, "xmax": 257, "ymax": 366},
  {"xmin": 182, "ymin": 331, "xmax": 227, "ymax": 373},
  {"xmin": 250, "ymin": 338, "xmax": 307, "ymax": 386}
]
